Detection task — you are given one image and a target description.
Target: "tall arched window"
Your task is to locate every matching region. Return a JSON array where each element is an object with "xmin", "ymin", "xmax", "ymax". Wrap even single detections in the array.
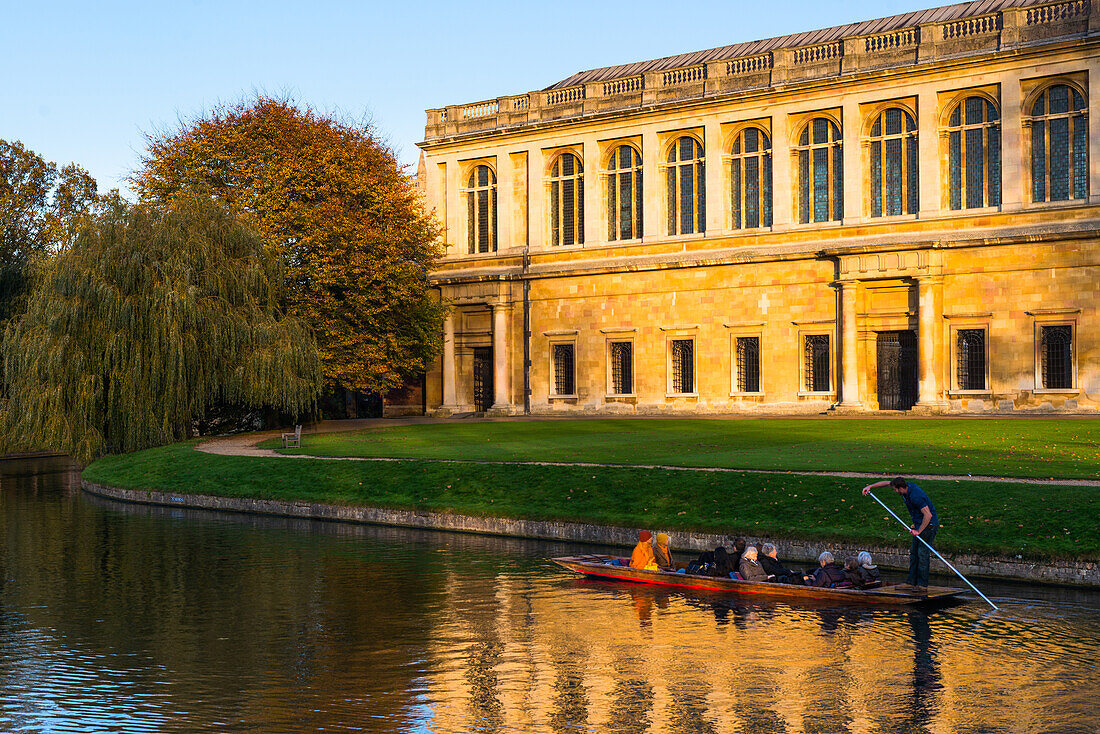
[
  {"xmin": 465, "ymin": 164, "xmax": 496, "ymax": 253},
  {"xmin": 795, "ymin": 118, "xmax": 843, "ymax": 224},
  {"xmin": 1028, "ymin": 84, "xmax": 1088, "ymax": 203},
  {"xmin": 729, "ymin": 127, "xmax": 772, "ymax": 229},
  {"xmin": 945, "ymin": 96, "xmax": 1000, "ymax": 210},
  {"xmin": 868, "ymin": 108, "xmax": 918, "ymax": 217},
  {"xmin": 607, "ymin": 145, "xmax": 643, "ymax": 241},
  {"xmin": 666, "ymin": 137, "xmax": 705, "ymax": 235},
  {"xmin": 549, "ymin": 153, "xmax": 584, "ymax": 246}
]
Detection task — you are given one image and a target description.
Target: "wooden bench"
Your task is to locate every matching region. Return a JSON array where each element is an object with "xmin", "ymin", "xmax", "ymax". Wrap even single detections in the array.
[{"xmin": 281, "ymin": 424, "xmax": 301, "ymax": 449}]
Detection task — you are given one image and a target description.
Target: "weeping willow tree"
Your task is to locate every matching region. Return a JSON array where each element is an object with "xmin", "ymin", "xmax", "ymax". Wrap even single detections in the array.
[{"xmin": 1, "ymin": 194, "xmax": 321, "ymax": 461}]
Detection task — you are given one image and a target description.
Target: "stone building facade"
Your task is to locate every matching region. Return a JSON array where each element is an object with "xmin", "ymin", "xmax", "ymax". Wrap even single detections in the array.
[{"xmin": 418, "ymin": 0, "xmax": 1099, "ymax": 415}]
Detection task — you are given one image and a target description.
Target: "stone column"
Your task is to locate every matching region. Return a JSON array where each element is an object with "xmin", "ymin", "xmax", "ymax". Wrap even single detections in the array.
[
  {"xmin": 491, "ymin": 302, "xmax": 511, "ymax": 409},
  {"xmin": 838, "ymin": 280, "xmax": 862, "ymax": 408},
  {"xmin": 441, "ymin": 313, "xmax": 457, "ymax": 411},
  {"xmin": 915, "ymin": 276, "xmax": 945, "ymax": 409}
]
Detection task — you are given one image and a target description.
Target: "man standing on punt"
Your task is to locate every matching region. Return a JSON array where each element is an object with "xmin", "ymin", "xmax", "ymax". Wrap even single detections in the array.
[{"xmin": 862, "ymin": 477, "xmax": 939, "ymax": 593}]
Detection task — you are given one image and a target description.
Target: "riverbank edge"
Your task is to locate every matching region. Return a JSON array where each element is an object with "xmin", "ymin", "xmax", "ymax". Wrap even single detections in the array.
[{"xmin": 80, "ymin": 479, "xmax": 1099, "ymax": 588}]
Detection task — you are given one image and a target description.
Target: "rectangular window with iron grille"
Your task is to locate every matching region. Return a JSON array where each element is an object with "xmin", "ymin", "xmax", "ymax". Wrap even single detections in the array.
[
  {"xmin": 670, "ymin": 339, "xmax": 694, "ymax": 394},
  {"xmin": 736, "ymin": 336, "xmax": 760, "ymax": 393},
  {"xmin": 804, "ymin": 335, "xmax": 830, "ymax": 392},
  {"xmin": 1040, "ymin": 325, "xmax": 1073, "ymax": 389},
  {"xmin": 610, "ymin": 341, "xmax": 633, "ymax": 395},
  {"xmin": 551, "ymin": 343, "xmax": 575, "ymax": 396},
  {"xmin": 956, "ymin": 329, "xmax": 986, "ymax": 390}
]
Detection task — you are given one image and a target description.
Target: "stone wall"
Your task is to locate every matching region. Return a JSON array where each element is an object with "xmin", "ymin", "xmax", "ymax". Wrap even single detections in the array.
[{"xmin": 82, "ymin": 479, "xmax": 1100, "ymax": 588}]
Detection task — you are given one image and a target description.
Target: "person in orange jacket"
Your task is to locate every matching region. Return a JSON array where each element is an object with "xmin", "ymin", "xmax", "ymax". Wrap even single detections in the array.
[{"xmin": 630, "ymin": 530, "xmax": 656, "ymax": 569}]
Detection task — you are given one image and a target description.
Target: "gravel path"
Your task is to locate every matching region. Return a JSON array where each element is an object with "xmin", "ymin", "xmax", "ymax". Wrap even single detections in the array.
[{"xmin": 195, "ymin": 419, "xmax": 1100, "ymax": 487}]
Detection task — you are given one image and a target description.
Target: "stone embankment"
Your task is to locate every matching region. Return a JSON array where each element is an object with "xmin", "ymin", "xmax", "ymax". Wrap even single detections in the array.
[{"xmin": 81, "ymin": 479, "xmax": 1099, "ymax": 588}]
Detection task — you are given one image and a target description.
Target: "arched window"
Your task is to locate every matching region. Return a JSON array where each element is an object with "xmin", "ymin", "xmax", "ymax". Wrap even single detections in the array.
[
  {"xmin": 549, "ymin": 153, "xmax": 584, "ymax": 246},
  {"xmin": 795, "ymin": 118, "xmax": 843, "ymax": 224},
  {"xmin": 945, "ymin": 97, "xmax": 1000, "ymax": 210},
  {"xmin": 1028, "ymin": 84, "xmax": 1088, "ymax": 203},
  {"xmin": 666, "ymin": 137, "xmax": 705, "ymax": 235},
  {"xmin": 607, "ymin": 145, "xmax": 643, "ymax": 241},
  {"xmin": 465, "ymin": 164, "xmax": 496, "ymax": 253},
  {"xmin": 868, "ymin": 108, "xmax": 918, "ymax": 217},
  {"xmin": 729, "ymin": 127, "xmax": 771, "ymax": 229}
]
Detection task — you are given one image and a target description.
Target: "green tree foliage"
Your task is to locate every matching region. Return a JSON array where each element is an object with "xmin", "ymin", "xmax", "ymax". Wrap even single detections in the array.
[
  {"xmin": 1, "ymin": 194, "xmax": 321, "ymax": 461},
  {"xmin": 131, "ymin": 97, "xmax": 446, "ymax": 395},
  {"xmin": 0, "ymin": 139, "xmax": 103, "ymax": 325}
]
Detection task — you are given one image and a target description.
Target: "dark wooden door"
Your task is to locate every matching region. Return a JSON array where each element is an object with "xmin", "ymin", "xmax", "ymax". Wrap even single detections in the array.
[
  {"xmin": 877, "ymin": 331, "xmax": 918, "ymax": 410},
  {"xmin": 473, "ymin": 347, "xmax": 493, "ymax": 412}
]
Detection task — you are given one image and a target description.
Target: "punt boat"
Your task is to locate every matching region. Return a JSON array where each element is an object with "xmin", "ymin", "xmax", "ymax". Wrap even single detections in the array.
[{"xmin": 553, "ymin": 555, "xmax": 967, "ymax": 606}]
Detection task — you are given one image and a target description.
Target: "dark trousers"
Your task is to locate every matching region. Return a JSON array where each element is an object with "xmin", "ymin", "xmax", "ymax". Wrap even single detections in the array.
[{"xmin": 908, "ymin": 524, "xmax": 938, "ymax": 587}]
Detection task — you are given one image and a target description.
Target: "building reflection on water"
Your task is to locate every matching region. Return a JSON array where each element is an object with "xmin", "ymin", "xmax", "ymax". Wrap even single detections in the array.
[
  {"xmin": 421, "ymin": 568, "xmax": 1098, "ymax": 734},
  {"xmin": 1, "ymin": 460, "xmax": 1097, "ymax": 733}
]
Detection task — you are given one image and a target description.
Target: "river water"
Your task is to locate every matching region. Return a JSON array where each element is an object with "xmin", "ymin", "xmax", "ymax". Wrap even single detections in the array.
[{"xmin": 1, "ymin": 457, "xmax": 1098, "ymax": 733}]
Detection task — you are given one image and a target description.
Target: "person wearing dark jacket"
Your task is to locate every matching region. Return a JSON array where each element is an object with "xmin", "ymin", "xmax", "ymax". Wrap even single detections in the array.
[
  {"xmin": 760, "ymin": 543, "xmax": 797, "ymax": 583},
  {"xmin": 857, "ymin": 551, "xmax": 881, "ymax": 586},
  {"xmin": 738, "ymin": 546, "xmax": 771, "ymax": 581},
  {"xmin": 807, "ymin": 551, "xmax": 848, "ymax": 587},
  {"xmin": 843, "ymin": 557, "xmax": 863, "ymax": 586},
  {"xmin": 712, "ymin": 546, "xmax": 736, "ymax": 578},
  {"xmin": 862, "ymin": 477, "xmax": 938, "ymax": 592},
  {"xmin": 728, "ymin": 538, "xmax": 747, "ymax": 573}
]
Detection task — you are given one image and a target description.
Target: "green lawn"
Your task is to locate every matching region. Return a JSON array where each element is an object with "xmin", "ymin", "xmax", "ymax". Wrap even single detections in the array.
[
  {"xmin": 260, "ymin": 418, "xmax": 1100, "ymax": 480},
  {"xmin": 83, "ymin": 439, "xmax": 1099, "ymax": 561}
]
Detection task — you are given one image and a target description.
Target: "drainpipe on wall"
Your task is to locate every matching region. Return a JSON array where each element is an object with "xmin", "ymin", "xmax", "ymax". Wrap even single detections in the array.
[{"xmin": 522, "ymin": 155, "xmax": 532, "ymax": 415}]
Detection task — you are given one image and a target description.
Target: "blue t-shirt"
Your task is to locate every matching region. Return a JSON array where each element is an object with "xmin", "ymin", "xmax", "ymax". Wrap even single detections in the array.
[{"xmin": 903, "ymin": 482, "xmax": 938, "ymax": 526}]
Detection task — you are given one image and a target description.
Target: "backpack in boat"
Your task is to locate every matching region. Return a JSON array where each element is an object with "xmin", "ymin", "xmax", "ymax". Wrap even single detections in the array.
[{"xmin": 686, "ymin": 551, "xmax": 715, "ymax": 576}]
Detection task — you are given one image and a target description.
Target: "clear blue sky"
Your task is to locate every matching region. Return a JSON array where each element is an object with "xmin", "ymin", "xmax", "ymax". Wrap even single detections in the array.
[{"xmin": 2, "ymin": 0, "xmax": 924, "ymax": 196}]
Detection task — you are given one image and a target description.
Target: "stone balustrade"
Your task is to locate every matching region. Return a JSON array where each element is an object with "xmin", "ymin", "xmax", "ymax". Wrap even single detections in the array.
[{"xmin": 424, "ymin": 0, "xmax": 1097, "ymax": 140}]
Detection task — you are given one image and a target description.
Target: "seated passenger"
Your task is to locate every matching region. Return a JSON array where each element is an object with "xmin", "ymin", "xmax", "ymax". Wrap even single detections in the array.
[
  {"xmin": 738, "ymin": 546, "xmax": 772, "ymax": 581},
  {"xmin": 857, "ymin": 551, "xmax": 881, "ymax": 586},
  {"xmin": 759, "ymin": 543, "xmax": 798, "ymax": 583},
  {"xmin": 843, "ymin": 556, "xmax": 863, "ymax": 586},
  {"xmin": 712, "ymin": 546, "xmax": 736, "ymax": 578},
  {"xmin": 654, "ymin": 533, "xmax": 674, "ymax": 571},
  {"xmin": 729, "ymin": 537, "xmax": 747, "ymax": 572},
  {"xmin": 806, "ymin": 551, "xmax": 848, "ymax": 588},
  {"xmin": 630, "ymin": 530, "xmax": 656, "ymax": 569}
]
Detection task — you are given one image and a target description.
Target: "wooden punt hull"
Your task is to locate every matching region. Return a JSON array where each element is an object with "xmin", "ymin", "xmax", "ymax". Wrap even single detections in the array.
[{"xmin": 552, "ymin": 555, "xmax": 967, "ymax": 606}]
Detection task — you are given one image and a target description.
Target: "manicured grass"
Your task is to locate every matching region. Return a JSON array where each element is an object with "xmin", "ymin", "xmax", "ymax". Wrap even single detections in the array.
[
  {"xmin": 84, "ymin": 441, "xmax": 1099, "ymax": 561},
  {"xmin": 259, "ymin": 418, "xmax": 1100, "ymax": 479}
]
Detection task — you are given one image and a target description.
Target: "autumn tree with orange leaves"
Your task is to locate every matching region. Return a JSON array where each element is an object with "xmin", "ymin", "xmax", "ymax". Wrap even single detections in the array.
[{"xmin": 132, "ymin": 98, "xmax": 445, "ymax": 395}]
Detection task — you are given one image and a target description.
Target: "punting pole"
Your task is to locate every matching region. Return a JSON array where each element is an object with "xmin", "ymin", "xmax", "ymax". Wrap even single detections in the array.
[{"xmin": 866, "ymin": 490, "xmax": 998, "ymax": 610}]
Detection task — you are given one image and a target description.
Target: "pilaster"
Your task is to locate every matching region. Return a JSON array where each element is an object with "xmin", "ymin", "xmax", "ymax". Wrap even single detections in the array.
[
  {"xmin": 641, "ymin": 128, "xmax": 661, "ymax": 241},
  {"xmin": 439, "ymin": 313, "xmax": 458, "ymax": 415},
  {"xmin": 842, "ymin": 98, "xmax": 862, "ymax": 223},
  {"xmin": 771, "ymin": 113, "xmax": 792, "ymax": 227},
  {"xmin": 917, "ymin": 88, "xmax": 940, "ymax": 216},
  {"xmin": 491, "ymin": 302, "xmax": 512, "ymax": 410},
  {"xmin": 582, "ymin": 136, "xmax": 602, "ymax": 245},
  {"xmin": 915, "ymin": 276, "xmax": 947, "ymax": 411},
  {"xmin": 838, "ymin": 280, "xmax": 862, "ymax": 408},
  {"xmin": 703, "ymin": 118, "xmax": 724, "ymax": 233},
  {"xmin": 1090, "ymin": 59, "xmax": 1100, "ymax": 204},
  {"xmin": 1000, "ymin": 77, "xmax": 1024, "ymax": 211}
]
